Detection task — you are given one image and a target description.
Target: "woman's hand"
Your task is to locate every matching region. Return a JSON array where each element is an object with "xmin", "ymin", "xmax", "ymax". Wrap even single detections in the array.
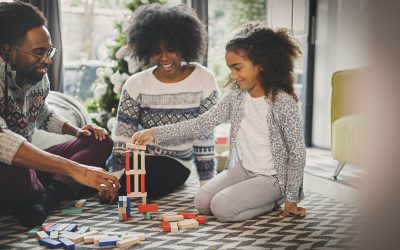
[
  {"xmin": 279, "ymin": 201, "xmax": 306, "ymax": 219},
  {"xmin": 73, "ymin": 165, "xmax": 120, "ymax": 193},
  {"xmin": 77, "ymin": 123, "xmax": 108, "ymax": 141},
  {"xmin": 131, "ymin": 129, "xmax": 155, "ymax": 145}
]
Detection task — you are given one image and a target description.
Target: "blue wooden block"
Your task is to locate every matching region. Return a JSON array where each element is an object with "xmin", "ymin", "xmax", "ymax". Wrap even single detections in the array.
[
  {"xmin": 98, "ymin": 239, "xmax": 117, "ymax": 247},
  {"xmin": 39, "ymin": 238, "xmax": 63, "ymax": 249},
  {"xmin": 59, "ymin": 238, "xmax": 75, "ymax": 250},
  {"xmin": 63, "ymin": 224, "xmax": 78, "ymax": 232},
  {"xmin": 45, "ymin": 224, "xmax": 59, "ymax": 234}
]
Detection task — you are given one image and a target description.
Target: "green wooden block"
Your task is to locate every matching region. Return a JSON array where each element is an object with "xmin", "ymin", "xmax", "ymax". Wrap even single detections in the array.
[
  {"xmin": 28, "ymin": 226, "xmax": 41, "ymax": 238},
  {"xmin": 146, "ymin": 212, "xmax": 151, "ymax": 219},
  {"xmin": 61, "ymin": 207, "xmax": 82, "ymax": 215}
]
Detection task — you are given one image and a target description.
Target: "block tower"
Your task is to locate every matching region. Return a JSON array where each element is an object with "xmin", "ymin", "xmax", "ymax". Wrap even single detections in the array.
[{"xmin": 125, "ymin": 143, "xmax": 158, "ymax": 218}]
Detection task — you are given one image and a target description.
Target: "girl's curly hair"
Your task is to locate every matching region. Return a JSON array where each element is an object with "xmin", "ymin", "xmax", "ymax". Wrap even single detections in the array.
[
  {"xmin": 127, "ymin": 3, "xmax": 207, "ymax": 66},
  {"xmin": 226, "ymin": 23, "xmax": 301, "ymax": 102}
]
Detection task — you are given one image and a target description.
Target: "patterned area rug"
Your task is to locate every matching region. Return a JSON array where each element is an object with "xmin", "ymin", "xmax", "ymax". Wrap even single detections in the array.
[
  {"xmin": 0, "ymin": 170, "xmax": 359, "ymax": 249},
  {"xmin": 305, "ymin": 148, "xmax": 366, "ymax": 189}
]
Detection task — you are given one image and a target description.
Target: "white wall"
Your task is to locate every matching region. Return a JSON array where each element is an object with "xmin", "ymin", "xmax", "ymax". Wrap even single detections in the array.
[{"xmin": 312, "ymin": 0, "xmax": 370, "ymax": 148}]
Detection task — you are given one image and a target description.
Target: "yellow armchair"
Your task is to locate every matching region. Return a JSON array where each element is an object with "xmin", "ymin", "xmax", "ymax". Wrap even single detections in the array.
[{"xmin": 331, "ymin": 69, "xmax": 364, "ymax": 180}]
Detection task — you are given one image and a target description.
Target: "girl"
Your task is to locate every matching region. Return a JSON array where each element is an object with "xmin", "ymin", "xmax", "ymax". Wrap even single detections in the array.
[
  {"xmin": 132, "ymin": 23, "xmax": 306, "ymax": 222},
  {"xmin": 106, "ymin": 3, "xmax": 218, "ymax": 199}
]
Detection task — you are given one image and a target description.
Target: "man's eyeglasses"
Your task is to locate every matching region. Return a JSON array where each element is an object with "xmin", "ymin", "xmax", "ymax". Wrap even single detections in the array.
[{"xmin": 13, "ymin": 46, "xmax": 57, "ymax": 63}]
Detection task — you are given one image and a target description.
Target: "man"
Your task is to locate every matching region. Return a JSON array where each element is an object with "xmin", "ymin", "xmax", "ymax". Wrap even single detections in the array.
[{"xmin": 0, "ymin": 1, "xmax": 119, "ymax": 227}]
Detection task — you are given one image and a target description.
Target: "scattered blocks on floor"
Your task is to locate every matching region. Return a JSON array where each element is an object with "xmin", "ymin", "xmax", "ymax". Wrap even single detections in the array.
[{"xmin": 158, "ymin": 211, "xmax": 207, "ymax": 233}]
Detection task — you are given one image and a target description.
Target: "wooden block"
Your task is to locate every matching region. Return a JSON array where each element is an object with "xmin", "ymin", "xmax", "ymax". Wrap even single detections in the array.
[
  {"xmin": 63, "ymin": 223, "xmax": 78, "ymax": 232},
  {"xmin": 45, "ymin": 224, "xmax": 59, "ymax": 234},
  {"xmin": 60, "ymin": 232, "xmax": 83, "ymax": 243},
  {"xmin": 116, "ymin": 236, "xmax": 141, "ymax": 248},
  {"xmin": 127, "ymin": 192, "xmax": 147, "ymax": 198},
  {"xmin": 50, "ymin": 230, "xmax": 58, "ymax": 239},
  {"xmin": 125, "ymin": 151, "xmax": 131, "ymax": 194},
  {"xmin": 77, "ymin": 226, "xmax": 90, "ymax": 234},
  {"xmin": 75, "ymin": 199, "xmax": 87, "ymax": 208},
  {"xmin": 59, "ymin": 238, "xmax": 75, "ymax": 250},
  {"xmin": 40, "ymin": 223, "xmax": 55, "ymax": 231},
  {"xmin": 123, "ymin": 233, "xmax": 145, "ymax": 241},
  {"xmin": 98, "ymin": 236, "xmax": 118, "ymax": 247},
  {"xmin": 163, "ymin": 214, "xmax": 184, "ymax": 222},
  {"xmin": 170, "ymin": 222, "xmax": 179, "ymax": 233},
  {"xmin": 162, "ymin": 221, "xmax": 171, "ymax": 232},
  {"xmin": 126, "ymin": 143, "xmax": 146, "ymax": 151},
  {"xmin": 83, "ymin": 234, "xmax": 106, "ymax": 244},
  {"xmin": 177, "ymin": 219, "xmax": 199, "ymax": 230},
  {"xmin": 178, "ymin": 212, "xmax": 197, "ymax": 219},
  {"xmin": 158, "ymin": 212, "xmax": 178, "ymax": 221},
  {"xmin": 62, "ymin": 207, "xmax": 82, "ymax": 215},
  {"xmin": 138, "ymin": 204, "xmax": 159, "ymax": 213},
  {"xmin": 196, "ymin": 216, "xmax": 208, "ymax": 224},
  {"xmin": 36, "ymin": 231, "xmax": 49, "ymax": 240},
  {"xmin": 28, "ymin": 226, "xmax": 40, "ymax": 238},
  {"xmin": 39, "ymin": 238, "xmax": 63, "ymax": 248},
  {"xmin": 145, "ymin": 212, "xmax": 151, "ymax": 219},
  {"xmin": 55, "ymin": 223, "xmax": 69, "ymax": 231},
  {"xmin": 95, "ymin": 236, "xmax": 118, "ymax": 246},
  {"xmin": 127, "ymin": 169, "xmax": 146, "ymax": 175}
]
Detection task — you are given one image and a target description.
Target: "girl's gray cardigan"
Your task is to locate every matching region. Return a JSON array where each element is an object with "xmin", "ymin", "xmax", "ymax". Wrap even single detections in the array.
[{"xmin": 153, "ymin": 85, "xmax": 306, "ymax": 203}]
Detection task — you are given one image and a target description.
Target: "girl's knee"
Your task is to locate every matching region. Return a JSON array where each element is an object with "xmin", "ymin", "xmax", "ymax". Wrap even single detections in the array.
[
  {"xmin": 210, "ymin": 193, "xmax": 239, "ymax": 222},
  {"xmin": 194, "ymin": 189, "xmax": 213, "ymax": 215}
]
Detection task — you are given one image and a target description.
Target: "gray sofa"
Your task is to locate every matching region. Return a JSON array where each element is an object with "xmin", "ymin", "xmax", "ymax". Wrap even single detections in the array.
[{"xmin": 31, "ymin": 91, "xmax": 91, "ymax": 150}]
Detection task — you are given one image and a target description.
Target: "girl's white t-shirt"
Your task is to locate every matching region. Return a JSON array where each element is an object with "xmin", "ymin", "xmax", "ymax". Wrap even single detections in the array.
[{"xmin": 236, "ymin": 92, "xmax": 277, "ymax": 176}]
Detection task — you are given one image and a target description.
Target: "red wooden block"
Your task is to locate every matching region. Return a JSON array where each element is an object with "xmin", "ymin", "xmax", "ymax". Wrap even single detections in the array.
[
  {"xmin": 162, "ymin": 221, "xmax": 171, "ymax": 232},
  {"xmin": 196, "ymin": 216, "xmax": 207, "ymax": 224},
  {"xmin": 40, "ymin": 223, "xmax": 55, "ymax": 231},
  {"xmin": 178, "ymin": 212, "xmax": 197, "ymax": 219},
  {"xmin": 122, "ymin": 213, "xmax": 128, "ymax": 221},
  {"xmin": 138, "ymin": 204, "xmax": 159, "ymax": 213},
  {"xmin": 125, "ymin": 151, "xmax": 131, "ymax": 194}
]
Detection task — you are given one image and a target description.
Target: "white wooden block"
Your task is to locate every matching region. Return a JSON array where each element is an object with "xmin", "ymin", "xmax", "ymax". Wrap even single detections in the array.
[
  {"xmin": 158, "ymin": 212, "xmax": 178, "ymax": 220},
  {"xmin": 117, "ymin": 236, "xmax": 141, "ymax": 248},
  {"xmin": 177, "ymin": 219, "xmax": 199, "ymax": 230},
  {"xmin": 36, "ymin": 231, "xmax": 49, "ymax": 240},
  {"xmin": 126, "ymin": 143, "xmax": 146, "ymax": 151},
  {"xmin": 170, "ymin": 222, "xmax": 179, "ymax": 233},
  {"xmin": 163, "ymin": 214, "xmax": 184, "ymax": 222},
  {"xmin": 127, "ymin": 170, "xmax": 146, "ymax": 175},
  {"xmin": 55, "ymin": 223, "xmax": 69, "ymax": 231},
  {"xmin": 60, "ymin": 232, "xmax": 83, "ymax": 243},
  {"xmin": 83, "ymin": 234, "xmax": 106, "ymax": 244},
  {"xmin": 50, "ymin": 230, "xmax": 58, "ymax": 239},
  {"xmin": 123, "ymin": 233, "xmax": 145, "ymax": 241}
]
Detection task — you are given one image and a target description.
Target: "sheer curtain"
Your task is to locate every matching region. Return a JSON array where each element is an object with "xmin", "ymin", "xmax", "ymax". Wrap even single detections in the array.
[{"xmin": 22, "ymin": 0, "xmax": 64, "ymax": 92}]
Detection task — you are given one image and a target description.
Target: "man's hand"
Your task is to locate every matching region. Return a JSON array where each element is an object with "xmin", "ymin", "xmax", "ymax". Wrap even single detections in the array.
[
  {"xmin": 279, "ymin": 201, "xmax": 306, "ymax": 219},
  {"xmin": 131, "ymin": 129, "xmax": 155, "ymax": 145},
  {"xmin": 73, "ymin": 165, "xmax": 120, "ymax": 193},
  {"xmin": 77, "ymin": 124, "xmax": 108, "ymax": 141},
  {"xmin": 98, "ymin": 189, "xmax": 118, "ymax": 204}
]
